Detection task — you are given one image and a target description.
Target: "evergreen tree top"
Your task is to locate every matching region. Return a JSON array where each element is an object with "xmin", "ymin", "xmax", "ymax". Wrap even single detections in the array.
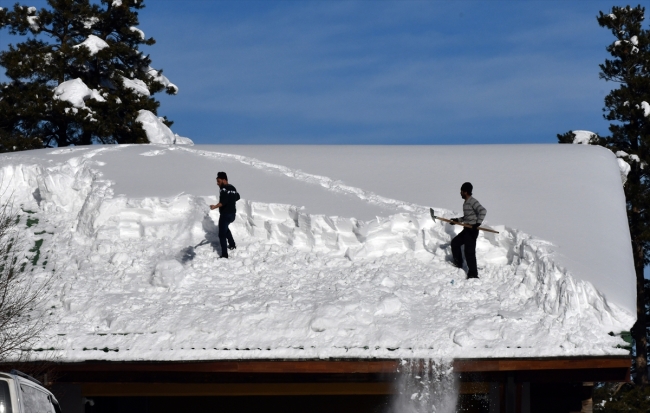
[
  {"xmin": 0, "ymin": 0, "xmax": 178, "ymax": 149},
  {"xmin": 557, "ymin": 4, "xmax": 650, "ymax": 386},
  {"xmin": 598, "ymin": 5, "xmax": 649, "ymax": 84},
  {"xmin": 0, "ymin": 0, "xmax": 176, "ymax": 95}
]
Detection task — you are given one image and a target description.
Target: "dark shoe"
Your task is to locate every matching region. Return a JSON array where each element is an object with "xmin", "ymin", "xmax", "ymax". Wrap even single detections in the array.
[
  {"xmin": 219, "ymin": 255, "xmax": 228, "ymax": 259},
  {"xmin": 466, "ymin": 275, "xmax": 478, "ymax": 279},
  {"xmin": 228, "ymin": 245, "xmax": 237, "ymax": 250}
]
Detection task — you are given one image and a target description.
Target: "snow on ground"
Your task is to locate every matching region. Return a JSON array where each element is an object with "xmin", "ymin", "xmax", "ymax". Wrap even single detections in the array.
[{"xmin": 0, "ymin": 144, "xmax": 635, "ymax": 361}]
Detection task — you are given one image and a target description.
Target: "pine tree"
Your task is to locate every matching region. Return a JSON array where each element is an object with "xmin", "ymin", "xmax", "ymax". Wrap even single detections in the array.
[
  {"xmin": 593, "ymin": 382, "xmax": 650, "ymax": 411},
  {"xmin": 558, "ymin": 5, "xmax": 650, "ymax": 385},
  {"xmin": 0, "ymin": 0, "xmax": 178, "ymax": 152}
]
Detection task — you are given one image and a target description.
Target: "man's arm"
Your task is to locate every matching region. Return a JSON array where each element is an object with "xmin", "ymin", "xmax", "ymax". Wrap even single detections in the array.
[
  {"xmin": 474, "ymin": 201, "xmax": 487, "ymax": 224},
  {"xmin": 470, "ymin": 200, "xmax": 487, "ymax": 229},
  {"xmin": 211, "ymin": 186, "xmax": 239, "ymax": 210},
  {"xmin": 210, "ymin": 189, "xmax": 225, "ymax": 210}
]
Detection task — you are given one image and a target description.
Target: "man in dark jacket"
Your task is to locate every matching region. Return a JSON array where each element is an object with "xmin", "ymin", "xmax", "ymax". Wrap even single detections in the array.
[
  {"xmin": 450, "ymin": 182, "xmax": 487, "ymax": 279},
  {"xmin": 209, "ymin": 172, "xmax": 240, "ymax": 259}
]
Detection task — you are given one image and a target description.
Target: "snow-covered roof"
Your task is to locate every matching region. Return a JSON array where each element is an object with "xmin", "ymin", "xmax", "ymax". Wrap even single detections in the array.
[{"xmin": 0, "ymin": 144, "xmax": 635, "ymax": 361}]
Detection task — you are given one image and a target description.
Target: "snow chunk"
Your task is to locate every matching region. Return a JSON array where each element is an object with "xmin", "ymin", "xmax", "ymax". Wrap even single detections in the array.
[
  {"xmin": 618, "ymin": 158, "xmax": 631, "ymax": 185},
  {"xmin": 375, "ymin": 295, "xmax": 402, "ymax": 316},
  {"xmin": 630, "ymin": 35, "xmax": 638, "ymax": 46},
  {"xmin": 641, "ymin": 101, "xmax": 650, "ymax": 117},
  {"xmin": 53, "ymin": 78, "xmax": 105, "ymax": 108},
  {"xmin": 146, "ymin": 67, "xmax": 178, "ymax": 94},
  {"xmin": 572, "ymin": 130, "xmax": 596, "ymax": 145},
  {"xmin": 629, "ymin": 154, "xmax": 640, "ymax": 163},
  {"xmin": 174, "ymin": 134, "xmax": 194, "ymax": 145},
  {"xmin": 83, "ymin": 17, "xmax": 99, "ymax": 29},
  {"xmin": 74, "ymin": 35, "xmax": 109, "ymax": 55},
  {"xmin": 27, "ymin": 15, "xmax": 39, "ymax": 31},
  {"xmin": 129, "ymin": 26, "xmax": 145, "ymax": 40},
  {"xmin": 608, "ymin": 13, "xmax": 616, "ymax": 19},
  {"xmin": 151, "ymin": 260, "xmax": 185, "ymax": 288},
  {"xmin": 615, "ymin": 151, "xmax": 629, "ymax": 158},
  {"xmin": 112, "ymin": 0, "xmax": 123, "ymax": 6},
  {"xmin": 89, "ymin": 89, "xmax": 105, "ymax": 103},
  {"xmin": 136, "ymin": 111, "xmax": 193, "ymax": 145},
  {"xmin": 121, "ymin": 77, "xmax": 150, "ymax": 96},
  {"xmin": 25, "ymin": 6, "xmax": 38, "ymax": 31},
  {"xmin": 136, "ymin": 110, "xmax": 176, "ymax": 144}
]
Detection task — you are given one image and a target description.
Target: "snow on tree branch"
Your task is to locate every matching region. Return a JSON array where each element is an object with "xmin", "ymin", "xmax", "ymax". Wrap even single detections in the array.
[
  {"xmin": 53, "ymin": 78, "xmax": 105, "ymax": 109},
  {"xmin": 0, "ymin": 0, "xmax": 180, "ymax": 148},
  {"xmin": 642, "ymin": 101, "xmax": 650, "ymax": 117},
  {"xmin": 73, "ymin": 35, "xmax": 109, "ymax": 55},
  {"xmin": 129, "ymin": 26, "xmax": 145, "ymax": 40},
  {"xmin": 571, "ymin": 130, "xmax": 598, "ymax": 145}
]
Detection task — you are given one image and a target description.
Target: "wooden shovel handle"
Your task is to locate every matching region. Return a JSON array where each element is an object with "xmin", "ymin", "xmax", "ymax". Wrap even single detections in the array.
[{"xmin": 430, "ymin": 209, "xmax": 499, "ymax": 234}]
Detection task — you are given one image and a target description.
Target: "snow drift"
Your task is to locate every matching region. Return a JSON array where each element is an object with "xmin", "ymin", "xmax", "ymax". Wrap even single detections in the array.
[{"xmin": 0, "ymin": 144, "xmax": 635, "ymax": 361}]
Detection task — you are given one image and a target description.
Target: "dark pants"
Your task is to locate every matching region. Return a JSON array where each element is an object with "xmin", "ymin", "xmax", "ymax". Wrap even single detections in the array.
[
  {"xmin": 218, "ymin": 213, "xmax": 236, "ymax": 258},
  {"xmin": 451, "ymin": 228, "xmax": 479, "ymax": 278}
]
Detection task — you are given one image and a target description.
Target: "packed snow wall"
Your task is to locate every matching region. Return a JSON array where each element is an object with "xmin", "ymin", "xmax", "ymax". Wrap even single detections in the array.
[{"xmin": 0, "ymin": 144, "xmax": 635, "ymax": 361}]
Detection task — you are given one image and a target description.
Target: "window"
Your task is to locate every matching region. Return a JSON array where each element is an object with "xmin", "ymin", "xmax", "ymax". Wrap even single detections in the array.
[
  {"xmin": 19, "ymin": 384, "xmax": 53, "ymax": 413},
  {"xmin": 0, "ymin": 380, "xmax": 12, "ymax": 413}
]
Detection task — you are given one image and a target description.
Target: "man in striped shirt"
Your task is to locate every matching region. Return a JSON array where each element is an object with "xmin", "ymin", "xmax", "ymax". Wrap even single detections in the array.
[{"xmin": 450, "ymin": 182, "xmax": 487, "ymax": 279}]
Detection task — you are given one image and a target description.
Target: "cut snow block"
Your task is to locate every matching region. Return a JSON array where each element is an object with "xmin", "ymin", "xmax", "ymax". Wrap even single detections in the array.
[
  {"xmin": 118, "ymin": 221, "xmax": 143, "ymax": 239},
  {"xmin": 310, "ymin": 305, "xmax": 341, "ymax": 332},
  {"xmin": 151, "ymin": 260, "xmax": 185, "ymax": 288},
  {"xmin": 110, "ymin": 252, "xmax": 132, "ymax": 267},
  {"xmin": 375, "ymin": 295, "xmax": 402, "ymax": 316}
]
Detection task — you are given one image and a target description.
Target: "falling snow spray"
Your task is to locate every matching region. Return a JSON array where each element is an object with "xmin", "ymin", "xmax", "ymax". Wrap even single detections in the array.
[{"xmin": 387, "ymin": 359, "xmax": 458, "ymax": 413}]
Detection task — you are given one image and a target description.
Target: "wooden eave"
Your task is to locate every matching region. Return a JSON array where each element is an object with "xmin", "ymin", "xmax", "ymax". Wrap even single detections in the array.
[
  {"xmin": 45, "ymin": 356, "xmax": 630, "ymax": 382},
  {"xmin": 21, "ymin": 356, "xmax": 629, "ymax": 397}
]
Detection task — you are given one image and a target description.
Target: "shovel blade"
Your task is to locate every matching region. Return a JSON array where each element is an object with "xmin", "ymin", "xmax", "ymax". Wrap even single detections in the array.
[{"xmin": 429, "ymin": 207, "xmax": 437, "ymax": 221}]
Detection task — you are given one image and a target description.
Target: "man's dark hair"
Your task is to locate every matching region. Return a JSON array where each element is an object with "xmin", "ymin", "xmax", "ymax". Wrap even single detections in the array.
[
  {"xmin": 217, "ymin": 172, "xmax": 228, "ymax": 181},
  {"xmin": 461, "ymin": 182, "xmax": 473, "ymax": 195}
]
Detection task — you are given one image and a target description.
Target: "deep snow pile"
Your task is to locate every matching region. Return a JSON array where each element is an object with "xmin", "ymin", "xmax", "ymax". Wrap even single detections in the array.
[{"xmin": 0, "ymin": 145, "xmax": 635, "ymax": 361}]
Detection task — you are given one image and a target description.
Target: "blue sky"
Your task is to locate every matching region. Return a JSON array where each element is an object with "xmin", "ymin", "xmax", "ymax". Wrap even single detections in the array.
[{"xmin": 0, "ymin": 0, "xmax": 624, "ymax": 144}]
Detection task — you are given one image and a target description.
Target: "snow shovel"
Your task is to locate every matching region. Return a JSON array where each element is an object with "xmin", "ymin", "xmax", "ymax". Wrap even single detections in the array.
[{"xmin": 430, "ymin": 208, "xmax": 499, "ymax": 234}]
